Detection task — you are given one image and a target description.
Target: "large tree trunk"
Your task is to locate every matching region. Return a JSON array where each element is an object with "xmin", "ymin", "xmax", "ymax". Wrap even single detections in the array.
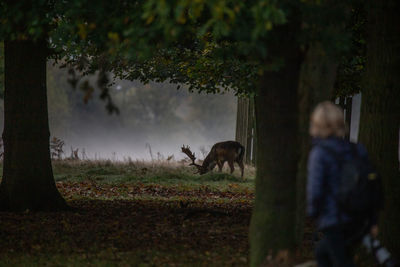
[
  {"xmin": 359, "ymin": 0, "xmax": 400, "ymax": 257},
  {"xmin": 0, "ymin": 39, "xmax": 68, "ymax": 211},
  {"xmin": 249, "ymin": 21, "xmax": 303, "ymax": 266},
  {"xmin": 295, "ymin": 44, "xmax": 338, "ymax": 243}
]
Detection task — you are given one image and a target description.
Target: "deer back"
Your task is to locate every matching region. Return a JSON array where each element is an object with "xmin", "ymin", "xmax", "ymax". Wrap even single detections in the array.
[{"xmin": 203, "ymin": 141, "xmax": 244, "ymax": 167}]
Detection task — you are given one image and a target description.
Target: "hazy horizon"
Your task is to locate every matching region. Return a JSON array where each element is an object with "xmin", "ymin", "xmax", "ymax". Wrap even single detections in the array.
[{"xmin": 0, "ymin": 63, "xmax": 237, "ymax": 161}]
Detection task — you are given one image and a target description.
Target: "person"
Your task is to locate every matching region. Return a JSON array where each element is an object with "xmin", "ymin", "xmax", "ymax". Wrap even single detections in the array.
[{"xmin": 307, "ymin": 101, "xmax": 382, "ymax": 267}]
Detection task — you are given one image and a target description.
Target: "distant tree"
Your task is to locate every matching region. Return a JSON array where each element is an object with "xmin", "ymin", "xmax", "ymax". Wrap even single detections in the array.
[{"xmin": 46, "ymin": 62, "xmax": 72, "ymax": 137}]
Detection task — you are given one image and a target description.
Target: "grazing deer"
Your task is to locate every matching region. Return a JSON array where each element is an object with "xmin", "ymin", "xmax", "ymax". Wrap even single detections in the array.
[{"xmin": 181, "ymin": 141, "xmax": 245, "ymax": 178}]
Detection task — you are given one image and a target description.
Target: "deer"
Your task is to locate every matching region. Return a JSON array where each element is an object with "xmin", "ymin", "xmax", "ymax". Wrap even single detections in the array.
[{"xmin": 181, "ymin": 141, "xmax": 245, "ymax": 178}]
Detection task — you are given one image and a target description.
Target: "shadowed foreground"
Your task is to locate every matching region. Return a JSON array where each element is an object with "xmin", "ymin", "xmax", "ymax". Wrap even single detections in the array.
[
  {"xmin": 0, "ymin": 177, "xmax": 252, "ymax": 266},
  {"xmin": 0, "ymin": 161, "xmax": 376, "ymax": 266}
]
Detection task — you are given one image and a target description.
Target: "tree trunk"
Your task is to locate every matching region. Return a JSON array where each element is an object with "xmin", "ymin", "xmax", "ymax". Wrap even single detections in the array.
[
  {"xmin": 246, "ymin": 97, "xmax": 255, "ymax": 164},
  {"xmin": 0, "ymin": 39, "xmax": 68, "ymax": 211},
  {"xmin": 249, "ymin": 21, "xmax": 303, "ymax": 266},
  {"xmin": 344, "ymin": 97, "xmax": 352, "ymax": 140},
  {"xmin": 236, "ymin": 97, "xmax": 249, "ymax": 161},
  {"xmin": 252, "ymin": 114, "xmax": 257, "ymax": 166},
  {"xmin": 235, "ymin": 97, "xmax": 242, "ymax": 145},
  {"xmin": 359, "ymin": 0, "xmax": 400, "ymax": 257},
  {"xmin": 295, "ymin": 44, "xmax": 338, "ymax": 244}
]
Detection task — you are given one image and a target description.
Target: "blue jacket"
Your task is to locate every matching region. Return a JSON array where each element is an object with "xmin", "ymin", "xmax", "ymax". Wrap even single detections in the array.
[{"xmin": 307, "ymin": 137, "xmax": 372, "ymax": 230}]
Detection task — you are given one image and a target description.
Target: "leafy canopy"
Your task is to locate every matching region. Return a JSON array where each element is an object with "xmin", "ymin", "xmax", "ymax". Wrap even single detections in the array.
[{"xmin": 0, "ymin": 0, "xmax": 353, "ymax": 99}]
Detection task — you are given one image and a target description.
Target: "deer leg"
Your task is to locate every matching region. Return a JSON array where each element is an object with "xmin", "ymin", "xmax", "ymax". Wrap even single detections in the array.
[
  {"xmin": 217, "ymin": 160, "xmax": 223, "ymax": 172},
  {"xmin": 228, "ymin": 160, "xmax": 235, "ymax": 174},
  {"xmin": 209, "ymin": 161, "xmax": 217, "ymax": 171},
  {"xmin": 238, "ymin": 160, "xmax": 244, "ymax": 178}
]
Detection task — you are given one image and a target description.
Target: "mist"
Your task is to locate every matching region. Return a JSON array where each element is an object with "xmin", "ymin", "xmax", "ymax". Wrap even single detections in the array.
[{"xmin": 29, "ymin": 63, "xmax": 238, "ymax": 161}]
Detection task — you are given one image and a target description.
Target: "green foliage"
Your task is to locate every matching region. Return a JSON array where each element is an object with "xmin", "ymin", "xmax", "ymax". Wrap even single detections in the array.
[
  {"xmin": 0, "ymin": 0, "xmax": 51, "ymax": 41},
  {"xmin": 115, "ymin": 44, "xmax": 259, "ymax": 95},
  {"xmin": 46, "ymin": 0, "xmax": 286, "ymax": 95},
  {"xmin": 335, "ymin": 3, "xmax": 366, "ymax": 97},
  {"xmin": 0, "ymin": 0, "xmax": 354, "ymax": 99}
]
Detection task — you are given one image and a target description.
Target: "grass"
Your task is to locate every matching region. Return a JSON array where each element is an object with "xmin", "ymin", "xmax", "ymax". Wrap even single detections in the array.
[{"xmin": 52, "ymin": 159, "xmax": 255, "ymax": 191}]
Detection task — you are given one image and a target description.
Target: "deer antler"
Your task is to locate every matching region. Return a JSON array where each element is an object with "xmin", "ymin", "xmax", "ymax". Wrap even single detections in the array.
[
  {"xmin": 181, "ymin": 145, "xmax": 196, "ymax": 165},
  {"xmin": 181, "ymin": 145, "xmax": 203, "ymax": 173}
]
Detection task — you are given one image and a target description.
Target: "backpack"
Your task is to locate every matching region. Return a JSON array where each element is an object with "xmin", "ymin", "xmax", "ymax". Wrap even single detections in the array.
[{"xmin": 321, "ymin": 143, "xmax": 380, "ymax": 221}]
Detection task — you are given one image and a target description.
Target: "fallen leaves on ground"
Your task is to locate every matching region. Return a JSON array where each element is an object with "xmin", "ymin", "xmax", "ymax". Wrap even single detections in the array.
[
  {"xmin": 0, "ymin": 182, "xmax": 252, "ymax": 266},
  {"xmin": 56, "ymin": 181, "xmax": 254, "ymax": 201}
]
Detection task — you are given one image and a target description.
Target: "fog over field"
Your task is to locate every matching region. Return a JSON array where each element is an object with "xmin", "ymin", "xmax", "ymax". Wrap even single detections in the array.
[{"xmin": 0, "ymin": 63, "xmax": 237, "ymax": 161}]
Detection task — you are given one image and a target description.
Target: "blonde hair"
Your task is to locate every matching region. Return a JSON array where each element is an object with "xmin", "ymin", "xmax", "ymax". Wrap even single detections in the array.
[{"xmin": 310, "ymin": 101, "xmax": 346, "ymax": 138}]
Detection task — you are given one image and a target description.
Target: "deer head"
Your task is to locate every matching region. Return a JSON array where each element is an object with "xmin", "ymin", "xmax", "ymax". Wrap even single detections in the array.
[{"xmin": 181, "ymin": 145, "xmax": 206, "ymax": 174}]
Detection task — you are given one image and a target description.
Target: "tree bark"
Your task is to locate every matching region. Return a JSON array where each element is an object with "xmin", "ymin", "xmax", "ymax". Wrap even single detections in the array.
[
  {"xmin": 236, "ymin": 97, "xmax": 249, "ymax": 162},
  {"xmin": 235, "ymin": 97, "xmax": 243, "ymax": 145},
  {"xmin": 249, "ymin": 20, "xmax": 303, "ymax": 266},
  {"xmin": 359, "ymin": 0, "xmax": 400, "ymax": 257},
  {"xmin": 252, "ymin": 109, "xmax": 257, "ymax": 166},
  {"xmin": 0, "ymin": 39, "xmax": 68, "ymax": 211},
  {"xmin": 295, "ymin": 44, "xmax": 338, "ymax": 244},
  {"xmin": 344, "ymin": 97, "xmax": 352, "ymax": 140},
  {"xmin": 246, "ymin": 97, "xmax": 255, "ymax": 164}
]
